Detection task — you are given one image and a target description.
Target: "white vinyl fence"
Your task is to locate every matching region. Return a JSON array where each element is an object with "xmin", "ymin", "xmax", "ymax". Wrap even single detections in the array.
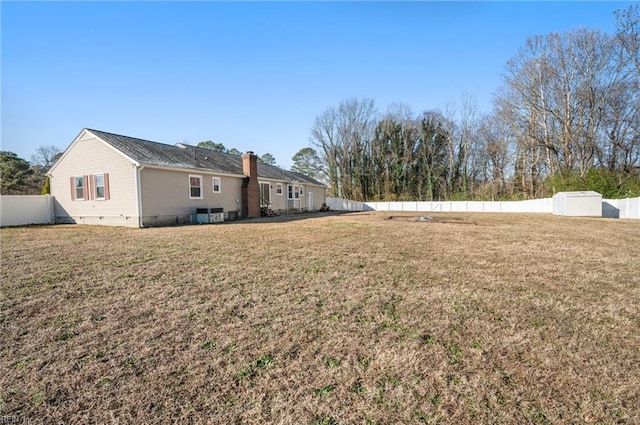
[
  {"xmin": 602, "ymin": 197, "xmax": 640, "ymax": 219},
  {"xmin": 1, "ymin": 195, "xmax": 637, "ymax": 227},
  {"xmin": 326, "ymin": 196, "xmax": 640, "ymax": 219},
  {"xmin": 0, "ymin": 195, "xmax": 55, "ymax": 227},
  {"xmin": 325, "ymin": 198, "xmax": 367, "ymax": 212}
]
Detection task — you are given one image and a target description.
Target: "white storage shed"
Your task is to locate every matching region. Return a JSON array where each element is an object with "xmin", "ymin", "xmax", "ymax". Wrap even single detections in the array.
[{"xmin": 552, "ymin": 191, "xmax": 602, "ymax": 217}]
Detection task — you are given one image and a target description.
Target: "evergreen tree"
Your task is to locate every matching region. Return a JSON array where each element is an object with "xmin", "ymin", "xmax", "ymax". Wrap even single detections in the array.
[{"xmin": 0, "ymin": 151, "xmax": 33, "ymax": 194}]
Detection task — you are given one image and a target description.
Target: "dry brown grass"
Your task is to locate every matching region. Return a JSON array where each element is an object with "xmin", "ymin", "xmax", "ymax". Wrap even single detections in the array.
[{"xmin": 1, "ymin": 212, "xmax": 639, "ymax": 424}]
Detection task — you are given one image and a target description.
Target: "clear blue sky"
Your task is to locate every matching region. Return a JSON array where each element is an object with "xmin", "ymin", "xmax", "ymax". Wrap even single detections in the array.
[{"xmin": 1, "ymin": 1, "xmax": 633, "ymax": 169}]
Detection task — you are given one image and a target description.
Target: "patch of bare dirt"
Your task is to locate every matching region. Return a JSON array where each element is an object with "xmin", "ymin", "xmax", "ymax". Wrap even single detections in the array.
[{"xmin": 384, "ymin": 214, "xmax": 477, "ymax": 224}]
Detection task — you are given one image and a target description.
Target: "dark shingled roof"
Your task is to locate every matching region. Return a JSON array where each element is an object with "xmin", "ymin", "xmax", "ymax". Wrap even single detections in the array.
[{"xmin": 87, "ymin": 129, "xmax": 325, "ymax": 186}]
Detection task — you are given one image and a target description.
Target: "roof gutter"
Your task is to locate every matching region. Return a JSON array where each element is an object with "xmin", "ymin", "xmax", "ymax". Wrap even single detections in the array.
[{"xmin": 134, "ymin": 163, "xmax": 144, "ymax": 227}]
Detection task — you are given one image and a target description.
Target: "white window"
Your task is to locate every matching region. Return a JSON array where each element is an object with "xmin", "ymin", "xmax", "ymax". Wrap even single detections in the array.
[
  {"xmin": 189, "ymin": 175, "xmax": 203, "ymax": 199},
  {"xmin": 71, "ymin": 174, "xmax": 109, "ymax": 201},
  {"xmin": 295, "ymin": 185, "xmax": 300, "ymax": 199},
  {"xmin": 288, "ymin": 185, "xmax": 293, "ymax": 199},
  {"xmin": 276, "ymin": 183, "xmax": 283, "ymax": 195},
  {"xmin": 74, "ymin": 176, "xmax": 85, "ymax": 200},
  {"xmin": 94, "ymin": 174, "xmax": 106, "ymax": 199},
  {"xmin": 212, "ymin": 177, "xmax": 221, "ymax": 193}
]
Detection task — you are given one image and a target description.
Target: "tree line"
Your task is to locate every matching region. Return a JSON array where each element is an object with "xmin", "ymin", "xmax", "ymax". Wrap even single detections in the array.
[
  {"xmin": 309, "ymin": 5, "xmax": 640, "ymax": 200},
  {"xmin": 0, "ymin": 146, "xmax": 61, "ymax": 195},
  {"xmin": 195, "ymin": 141, "xmax": 277, "ymax": 166},
  {"xmin": 3, "ymin": 6, "xmax": 638, "ymax": 200}
]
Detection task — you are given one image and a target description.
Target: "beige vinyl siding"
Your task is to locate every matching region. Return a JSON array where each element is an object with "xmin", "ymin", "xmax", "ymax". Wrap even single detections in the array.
[
  {"xmin": 258, "ymin": 179, "xmax": 321, "ymax": 214},
  {"xmin": 258, "ymin": 180, "xmax": 287, "ymax": 213},
  {"xmin": 275, "ymin": 182, "xmax": 326, "ymax": 212},
  {"xmin": 269, "ymin": 185, "xmax": 287, "ymax": 212},
  {"xmin": 307, "ymin": 185, "xmax": 326, "ymax": 210},
  {"xmin": 140, "ymin": 167, "xmax": 243, "ymax": 225},
  {"xmin": 50, "ymin": 133, "xmax": 139, "ymax": 226}
]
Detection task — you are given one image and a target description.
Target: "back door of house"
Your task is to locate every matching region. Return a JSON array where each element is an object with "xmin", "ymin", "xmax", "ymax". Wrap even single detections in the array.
[
  {"xmin": 287, "ymin": 184, "xmax": 301, "ymax": 210},
  {"xmin": 260, "ymin": 183, "xmax": 270, "ymax": 205}
]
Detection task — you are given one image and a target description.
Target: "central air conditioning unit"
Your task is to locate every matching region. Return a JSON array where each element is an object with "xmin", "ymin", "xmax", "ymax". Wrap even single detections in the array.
[
  {"xmin": 195, "ymin": 207, "xmax": 225, "ymax": 224},
  {"xmin": 196, "ymin": 208, "xmax": 211, "ymax": 224},
  {"xmin": 210, "ymin": 207, "xmax": 224, "ymax": 223}
]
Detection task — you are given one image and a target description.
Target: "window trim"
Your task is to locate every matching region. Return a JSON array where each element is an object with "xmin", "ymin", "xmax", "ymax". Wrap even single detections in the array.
[
  {"xmin": 189, "ymin": 174, "xmax": 203, "ymax": 199},
  {"xmin": 276, "ymin": 183, "xmax": 283, "ymax": 195},
  {"xmin": 212, "ymin": 176, "xmax": 221, "ymax": 193},
  {"xmin": 73, "ymin": 176, "xmax": 86, "ymax": 201},
  {"xmin": 259, "ymin": 182, "xmax": 271, "ymax": 204},
  {"xmin": 71, "ymin": 174, "xmax": 109, "ymax": 201},
  {"xmin": 94, "ymin": 173, "xmax": 106, "ymax": 200},
  {"xmin": 288, "ymin": 184, "xmax": 300, "ymax": 200}
]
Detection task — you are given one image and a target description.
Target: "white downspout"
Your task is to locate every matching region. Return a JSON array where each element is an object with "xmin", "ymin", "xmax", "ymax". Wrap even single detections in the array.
[{"xmin": 134, "ymin": 164, "xmax": 145, "ymax": 227}]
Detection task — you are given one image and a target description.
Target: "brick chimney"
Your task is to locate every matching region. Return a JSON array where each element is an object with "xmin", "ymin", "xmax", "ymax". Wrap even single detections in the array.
[{"xmin": 241, "ymin": 151, "xmax": 261, "ymax": 218}]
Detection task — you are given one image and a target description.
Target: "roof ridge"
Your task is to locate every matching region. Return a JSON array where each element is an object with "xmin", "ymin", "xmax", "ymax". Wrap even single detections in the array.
[
  {"xmin": 86, "ymin": 128, "xmax": 172, "ymax": 148},
  {"xmin": 88, "ymin": 128, "xmax": 244, "ymax": 159},
  {"xmin": 191, "ymin": 144, "xmax": 245, "ymax": 158}
]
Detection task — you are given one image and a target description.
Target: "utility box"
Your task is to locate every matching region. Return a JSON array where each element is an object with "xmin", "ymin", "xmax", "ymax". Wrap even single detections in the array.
[
  {"xmin": 195, "ymin": 207, "xmax": 225, "ymax": 224},
  {"xmin": 553, "ymin": 191, "xmax": 602, "ymax": 217},
  {"xmin": 210, "ymin": 207, "xmax": 224, "ymax": 223},
  {"xmin": 196, "ymin": 208, "xmax": 210, "ymax": 224}
]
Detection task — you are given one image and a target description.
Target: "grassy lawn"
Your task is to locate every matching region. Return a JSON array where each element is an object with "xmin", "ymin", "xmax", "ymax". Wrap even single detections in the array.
[{"xmin": 1, "ymin": 212, "xmax": 639, "ymax": 424}]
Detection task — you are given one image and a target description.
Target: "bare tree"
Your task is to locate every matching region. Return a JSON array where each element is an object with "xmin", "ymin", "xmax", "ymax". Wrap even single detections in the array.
[
  {"xmin": 310, "ymin": 98, "xmax": 377, "ymax": 199},
  {"xmin": 610, "ymin": 4, "xmax": 640, "ymax": 180},
  {"xmin": 30, "ymin": 145, "xmax": 62, "ymax": 171},
  {"xmin": 615, "ymin": 4, "xmax": 640, "ymax": 75},
  {"xmin": 307, "ymin": 8, "xmax": 639, "ymax": 200},
  {"xmin": 310, "ymin": 108, "xmax": 340, "ymax": 196},
  {"xmin": 477, "ymin": 115, "xmax": 514, "ymax": 199},
  {"xmin": 457, "ymin": 92, "xmax": 481, "ymax": 197},
  {"xmin": 28, "ymin": 145, "xmax": 62, "ymax": 194},
  {"xmin": 496, "ymin": 28, "xmax": 629, "ymax": 195}
]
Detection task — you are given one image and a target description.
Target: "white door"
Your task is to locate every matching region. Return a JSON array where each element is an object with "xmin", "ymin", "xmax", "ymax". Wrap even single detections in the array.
[{"xmin": 307, "ymin": 191, "xmax": 313, "ymax": 210}]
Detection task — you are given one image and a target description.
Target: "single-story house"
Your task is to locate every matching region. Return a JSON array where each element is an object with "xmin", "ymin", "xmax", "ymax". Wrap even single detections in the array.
[{"xmin": 48, "ymin": 128, "xmax": 326, "ymax": 227}]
